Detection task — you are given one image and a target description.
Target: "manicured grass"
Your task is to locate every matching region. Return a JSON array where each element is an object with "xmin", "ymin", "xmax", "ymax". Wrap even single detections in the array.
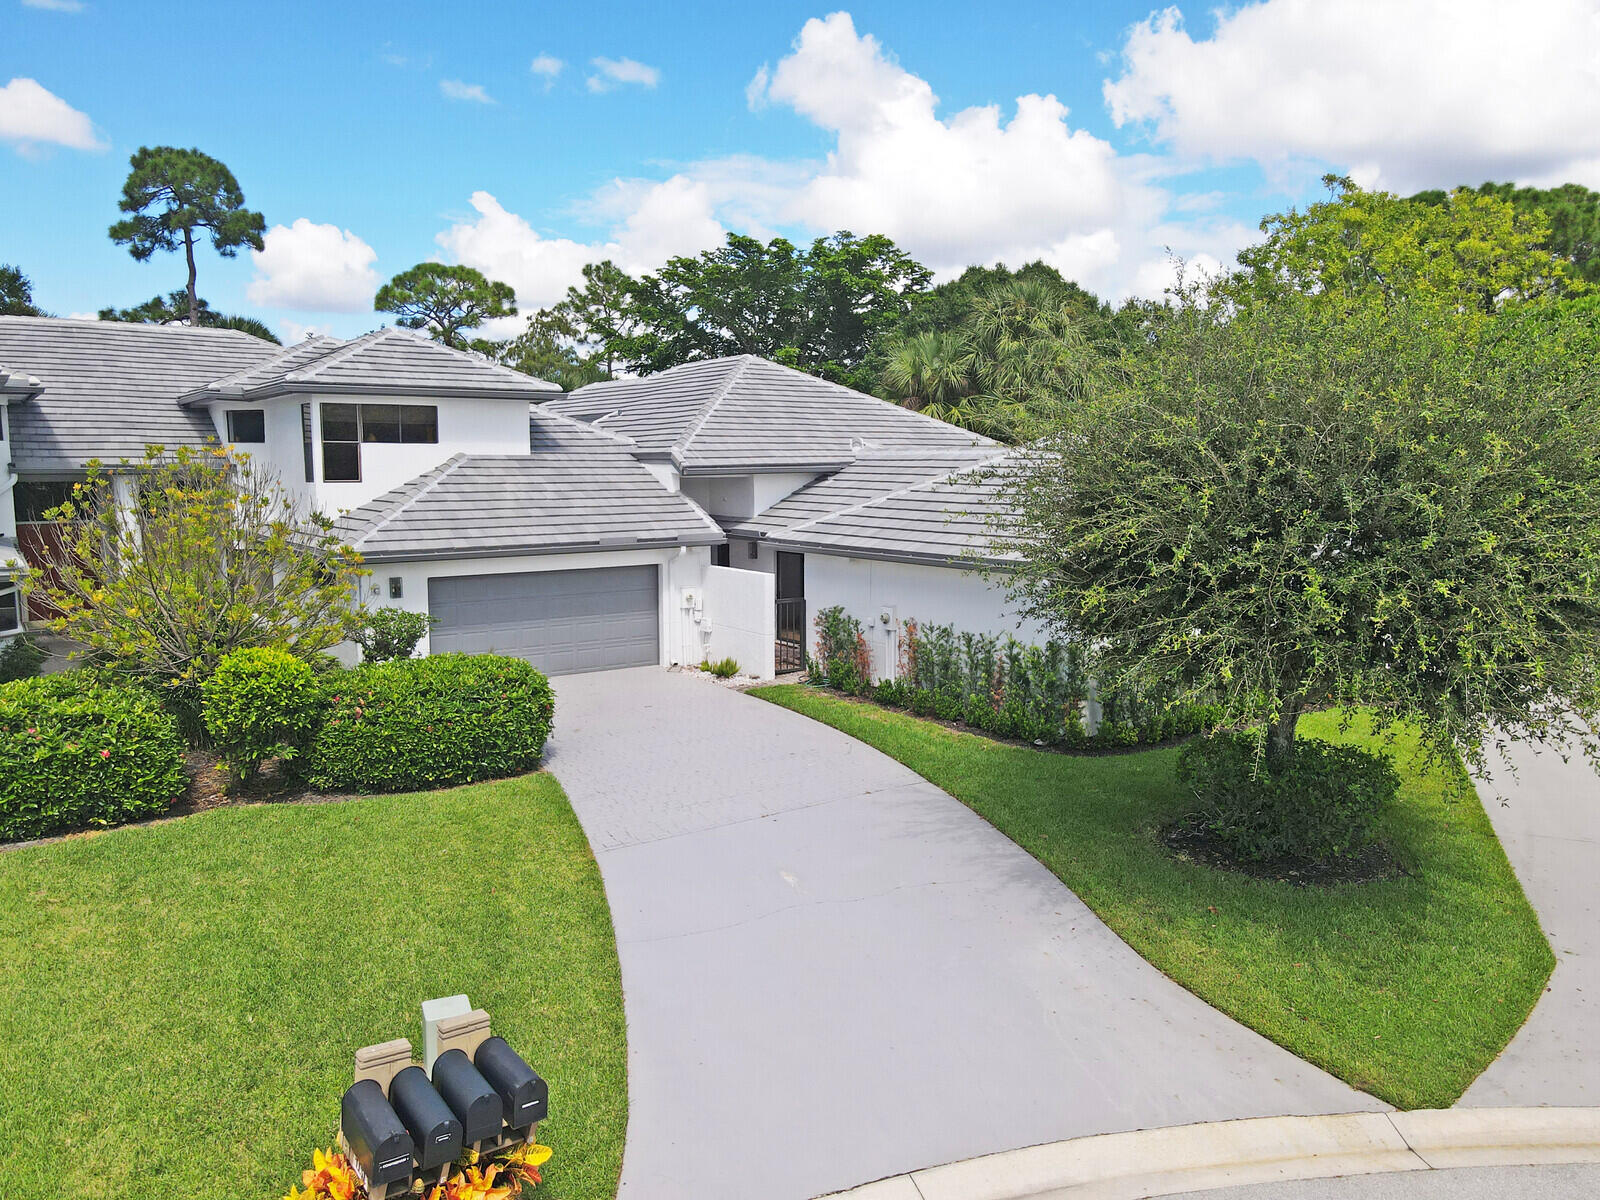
[
  {"xmin": 0, "ymin": 774, "xmax": 624, "ymax": 1200},
  {"xmin": 752, "ymin": 685, "xmax": 1553, "ymax": 1109}
]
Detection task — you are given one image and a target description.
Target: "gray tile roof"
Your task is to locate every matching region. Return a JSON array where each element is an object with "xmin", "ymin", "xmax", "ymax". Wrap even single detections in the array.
[
  {"xmin": 725, "ymin": 448, "xmax": 1020, "ymax": 566},
  {"xmin": 549, "ymin": 355, "xmax": 994, "ymax": 472},
  {"xmin": 334, "ymin": 408, "xmax": 723, "ymax": 562},
  {"xmin": 182, "ymin": 326, "xmax": 560, "ymax": 403},
  {"xmin": 0, "ymin": 316, "xmax": 280, "ymax": 471}
]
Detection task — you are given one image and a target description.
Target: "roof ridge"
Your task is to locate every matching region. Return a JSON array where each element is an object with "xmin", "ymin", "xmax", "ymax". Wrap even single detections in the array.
[
  {"xmin": 670, "ymin": 356, "xmax": 752, "ymax": 458},
  {"xmin": 344, "ymin": 452, "xmax": 469, "ymax": 549},
  {"xmin": 778, "ymin": 448, "xmax": 1011, "ymax": 538},
  {"xmin": 288, "ymin": 327, "xmax": 396, "ymax": 383}
]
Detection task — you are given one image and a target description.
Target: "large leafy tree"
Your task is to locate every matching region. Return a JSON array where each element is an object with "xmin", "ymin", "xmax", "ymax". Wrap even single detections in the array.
[
  {"xmin": 879, "ymin": 277, "xmax": 1114, "ymax": 441},
  {"xmin": 99, "ymin": 289, "xmax": 280, "ymax": 343},
  {"xmin": 1228, "ymin": 176, "xmax": 1578, "ymax": 313},
  {"xmin": 1002, "ymin": 272, "xmax": 1600, "ymax": 775},
  {"xmin": 375, "ymin": 263, "xmax": 516, "ymax": 349},
  {"xmin": 617, "ymin": 232, "xmax": 929, "ymax": 388},
  {"xmin": 1412, "ymin": 182, "xmax": 1600, "ymax": 286},
  {"xmin": 108, "ymin": 146, "xmax": 266, "ymax": 327},
  {"xmin": 25, "ymin": 447, "xmax": 365, "ymax": 719},
  {"xmin": 1, "ymin": 264, "xmax": 45, "ymax": 316},
  {"xmin": 494, "ymin": 309, "xmax": 608, "ymax": 391}
]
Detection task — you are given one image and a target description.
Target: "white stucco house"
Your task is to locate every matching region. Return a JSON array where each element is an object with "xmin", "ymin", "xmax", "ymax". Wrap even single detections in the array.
[{"xmin": 0, "ymin": 316, "xmax": 1042, "ymax": 679}]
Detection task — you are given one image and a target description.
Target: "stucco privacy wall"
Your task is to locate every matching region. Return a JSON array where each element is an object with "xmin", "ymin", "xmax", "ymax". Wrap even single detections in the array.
[
  {"xmin": 700, "ymin": 564, "xmax": 776, "ymax": 678},
  {"xmin": 805, "ymin": 554, "xmax": 1049, "ymax": 681},
  {"xmin": 344, "ymin": 545, "xmax": 713, "ymax": 668}
]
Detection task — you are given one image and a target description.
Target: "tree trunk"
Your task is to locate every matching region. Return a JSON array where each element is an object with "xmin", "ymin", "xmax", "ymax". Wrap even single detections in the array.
[
  {"xmin": 1265, "ymin": 694, "xmax": 1303, "ymax": 773},
  {"xmin": 183, "ymin": 229, "xmax": 198, "ymax": 326}
]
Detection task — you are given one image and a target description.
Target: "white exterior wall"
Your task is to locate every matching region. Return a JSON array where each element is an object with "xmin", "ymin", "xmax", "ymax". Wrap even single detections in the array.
[
  {"xmin": 729, "ymin": 536, "xmax": 778, "ymax": 574},
  {"xmin": 208, "ymin": 392, "xmax": 532, "ymax": 516},
  {"xmin": 346, "ymin": 544, "xmax": 713, "ymax": 670},
  {"xmin": 682, "ymin": 471, "xmax": 820, "ymax": 521},
  {"xmin": 700, "ymin": 564, "xmax": 776, "ymax": 678},
  {"xmin": 0, "ymin": 401, "xmax": 15, "ymax": 540},
  {"xmin": 804, "ymin": 553, "xmax": 1048, "ymax": 682}
]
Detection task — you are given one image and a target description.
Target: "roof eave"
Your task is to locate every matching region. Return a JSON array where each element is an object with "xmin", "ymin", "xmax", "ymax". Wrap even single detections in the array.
[{"xmin": 349, "ymin": 529, "xmax": 725, "ymax": 563}]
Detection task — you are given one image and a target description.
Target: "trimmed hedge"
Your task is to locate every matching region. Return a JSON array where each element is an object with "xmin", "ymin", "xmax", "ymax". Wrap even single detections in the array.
[
  {"xmin": 1177, "ymin": 731, "xmax": 1401, "ymax": 863},
  {"xmin": 0, "ymin": 674, "xmax": 187, "ymax": 841},
  {"xmin": 810, "ymin": 606, "xmax": 1219, "ymax": 750},
  {"xmin": 304, "ymin": 654, "xmax": 554, "ymax": 793},
  {"xmin": 202, "ymin": 647, "xmax": 321, "ymax": 785}
]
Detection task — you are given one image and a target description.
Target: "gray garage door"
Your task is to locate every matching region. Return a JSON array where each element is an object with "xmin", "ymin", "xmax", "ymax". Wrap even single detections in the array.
[{"xmin": 428, "ymin": 565, "xmax": 659, "ymax": 675}]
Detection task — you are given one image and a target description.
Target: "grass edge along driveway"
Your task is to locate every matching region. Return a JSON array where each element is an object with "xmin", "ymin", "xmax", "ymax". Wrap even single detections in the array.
[
  {"xmin": 0, "ymin": 773, "xmax": 625, "ymax": 1200},
  {"xmin": 752, "ymin": 685, "xmax": 1553, "ymax": 1110}
]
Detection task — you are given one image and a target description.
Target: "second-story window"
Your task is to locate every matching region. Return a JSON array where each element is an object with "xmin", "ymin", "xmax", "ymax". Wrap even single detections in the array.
[
  {"xmin": 226, "ymin": 409, "xmax": 266, "ymax": 444},
  {"xmin": 319, "ymin": 402, "xmax": 439, "ymax": 483}
]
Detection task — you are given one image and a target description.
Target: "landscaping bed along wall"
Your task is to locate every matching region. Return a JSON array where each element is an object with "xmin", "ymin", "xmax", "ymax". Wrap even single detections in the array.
[
  {"xmin": 0, "ymin": 648, "xmax": 556, "ymax": 844},
  {"xmin": 809, "ymin": 605, "xmax": 1221, "ymax": 751}
]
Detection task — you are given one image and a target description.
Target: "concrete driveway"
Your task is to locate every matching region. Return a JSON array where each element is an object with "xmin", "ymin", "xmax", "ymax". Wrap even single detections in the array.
[
  {"xmin": 1462, "ymin": 736, "xmax": 1600, "ymax": 1106},
  {"xmin": 547, "ymin": 669, "xmax": 1380, "ymax": 1200}
]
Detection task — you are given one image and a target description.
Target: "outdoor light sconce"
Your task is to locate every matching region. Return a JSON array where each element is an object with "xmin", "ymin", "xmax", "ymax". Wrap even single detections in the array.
[{"xmin": 389, "ymin": 576, "xmax": 403, "ymax": 600}]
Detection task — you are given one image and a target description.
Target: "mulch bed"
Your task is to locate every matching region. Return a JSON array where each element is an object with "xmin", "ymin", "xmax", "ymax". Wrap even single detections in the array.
[{"xmin": 1162, "ymin": 820, "xmax": 1409, "ymax": 887}]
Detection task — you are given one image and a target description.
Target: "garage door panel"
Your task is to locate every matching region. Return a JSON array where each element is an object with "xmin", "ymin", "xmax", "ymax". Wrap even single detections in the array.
[{"xmin": 428, "ymin": 565, "xmax": 660, "ymax": 675}]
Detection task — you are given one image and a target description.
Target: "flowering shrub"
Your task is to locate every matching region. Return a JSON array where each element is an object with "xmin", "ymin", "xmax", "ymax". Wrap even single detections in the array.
[
  {"xmin": 0, "ymin": 672, "xmax": 186, "ymax": 841},
  {"xmin": 303, "ymin": 654, "xmax": 554, "ymax": 793},
  {"xmin": 202, "ymin": 647, "xmax": 322, "ymax": 786},
  {"xmin": 809, "ymin": 610, "xmax": 1220, "ymax": 752},
  {"xmin": 285, "ymin": 1141, "xmax": 551, "ymax": 1200}
]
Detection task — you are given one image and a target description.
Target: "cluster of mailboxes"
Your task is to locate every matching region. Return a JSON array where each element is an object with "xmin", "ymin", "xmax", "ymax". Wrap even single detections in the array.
[{"xmin": 338, "ymin": 996, "xmax": 548, "ymax": 1198}]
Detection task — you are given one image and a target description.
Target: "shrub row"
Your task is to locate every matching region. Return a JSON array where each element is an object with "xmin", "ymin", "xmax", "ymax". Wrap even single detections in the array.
[
  {"xmin": 809, "ymin": 606, "xmax": 1219, "ymax": 750},
  {"xmin": 0, "ymin": 674, "xmax": 186, "ymax": 841},
  {"xmin": 302, "ymin": 654, "xmax": 555, "ymax": 793}
]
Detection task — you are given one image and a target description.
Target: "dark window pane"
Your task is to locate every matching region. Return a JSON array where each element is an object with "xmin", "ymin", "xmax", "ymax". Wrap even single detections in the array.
[
  {"xmin": 226, "ymin": 409, "xmax": 266, "ymax": 444},
  {"xmin": 323, "ymin": 442, "xmax": 361, "ymax": 482},
  {"xmin": 776, "ymin": 551, "xmax": 805, "ymax": 600},
  {"xmin": 301, "ymin": 403, "xmax": 314, "ymax": 482},
  {"xmin": 321, "ymin": 403, "xmax": 359, "ymax": 444},
  {"xmin": 711, "ymin": 543, "xmax": 730, "ymax": 567},
  {"xmin": 399, "ymin": 405, "xmax": 438, "ymax": 444},
  {"xmin": 0, "ymin": 590, "xmax": 18, "ymax": 632},
  {"xmin": 14, "ymin": 481, "xmax": 78, "ymax": 523},
  {"xmin": 361, "ymin": 404, "xmax": 402, "ymax": 443}
]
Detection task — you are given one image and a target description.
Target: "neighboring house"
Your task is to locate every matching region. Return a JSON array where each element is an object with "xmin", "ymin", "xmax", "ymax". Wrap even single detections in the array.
[{"xmin": 0, "ymin": 319, "xmax": 1040, "ymax": 678}]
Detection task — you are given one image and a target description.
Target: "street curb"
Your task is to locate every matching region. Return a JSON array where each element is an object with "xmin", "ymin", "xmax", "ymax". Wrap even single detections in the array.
[{"xmin": 818, "ymin": 1108, "xmax": 1600, "ymax": 1200}]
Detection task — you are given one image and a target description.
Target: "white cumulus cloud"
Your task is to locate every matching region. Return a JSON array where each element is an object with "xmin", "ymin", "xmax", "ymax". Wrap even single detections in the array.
[
  {"xmin": 1103, "ymin": 0, "xmax": 1600, "ymax": 193},
  {"xmin": 586, "ymin": 56, "xmax": 660, "ymax": 93},
  {"xmin": 247, "ymin": 219, "xmax": 380, "ymax": 312},
  {"xmin": 22, "ymin": 0, "xmax": 84, "ymax": 11},
  {"xmin": 0, "ymin": 77, "xmax": 104, "ymax": 154},
  {"xmin": 440, "ymin": 79, "xmax": 494, "ymax": 104},
  {"xmin": 530, "ymin": 54, "xmax": 564, "ymax": 88}
]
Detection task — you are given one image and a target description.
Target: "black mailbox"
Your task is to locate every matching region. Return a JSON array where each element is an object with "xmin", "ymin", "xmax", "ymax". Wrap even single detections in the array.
[
  {"xmin": 390, "ymin": 1065, "xmax": 464, "ymax": 1170},
  {"xmin": 432, "ymin": 1048, "xmax": 504, "ymax": 1143},
  {"xmin": 341, "ymin": 1079, "xmax": 415, "ymax": 1189},
  {"xmin": 475, "ymin": 1037, "xmax": 548, "ymax": 1132}
]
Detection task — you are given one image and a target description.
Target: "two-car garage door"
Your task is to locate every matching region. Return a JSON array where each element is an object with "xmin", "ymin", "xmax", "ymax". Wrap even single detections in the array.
[{"xmin": 428, "ymin": 565, "xmax": 660, "ymax": 675}]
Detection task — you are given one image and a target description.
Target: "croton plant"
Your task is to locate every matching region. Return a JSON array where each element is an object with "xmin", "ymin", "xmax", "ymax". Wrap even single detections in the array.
[{"xmin": 286, "ymin": 1141, "xmax": 552, "ymax": 1200}]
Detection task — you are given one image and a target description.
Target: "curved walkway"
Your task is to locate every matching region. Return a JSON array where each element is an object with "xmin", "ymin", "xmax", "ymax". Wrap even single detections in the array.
[
  {"xmin": 547, "ymin": 669, "xmax": 1380, "ymax": 1200},
  {"xmin": 1462, "ymin": 736, "xmax": 1600, "ymax": 1106}
]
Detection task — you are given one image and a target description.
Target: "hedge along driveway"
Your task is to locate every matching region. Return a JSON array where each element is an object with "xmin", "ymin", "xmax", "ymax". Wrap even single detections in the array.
[
  {"xmin": 0, "ymin": 774, "xmax": 625, "ymax": 1200},
  {"xmin": 753, "ymin": 688, "xmax": 1554, "ymax": 1110}
]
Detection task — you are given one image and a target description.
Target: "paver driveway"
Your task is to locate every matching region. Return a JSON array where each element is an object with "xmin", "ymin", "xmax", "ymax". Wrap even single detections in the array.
[{"xmin": 547, "ymin": 670, "xmax": 1380, "ymax": 1200}]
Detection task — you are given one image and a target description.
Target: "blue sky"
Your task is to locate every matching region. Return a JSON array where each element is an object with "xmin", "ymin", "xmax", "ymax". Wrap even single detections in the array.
[{"xmin": 6, "ymin": 0, "xmax": 1596, "ymax": 341}]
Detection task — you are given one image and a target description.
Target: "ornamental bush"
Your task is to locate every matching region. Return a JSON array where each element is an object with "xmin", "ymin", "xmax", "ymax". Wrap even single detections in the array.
[
  {"xmin": 1177, "ymin": 731, "xmax": 1401, "ymax": 864},
  {"xmin": 0, "ymin": 673, "xmax": 186, "ymax": 841},
  {"xmin": 202, "ymin": 647, "xmax": 322, "ymax": 786},
  {"xmin": 303, "ymin": 654, "xmax": 554, "ymax": 793},
  {"xmin": 354, "ymin": 607, "xmax": 433, "ymax": 663}
]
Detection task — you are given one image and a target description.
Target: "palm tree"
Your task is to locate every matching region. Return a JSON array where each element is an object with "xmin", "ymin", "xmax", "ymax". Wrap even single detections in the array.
[{"xmin": 881, "ymin": 329, "xmax": 974, "ymax": 410}]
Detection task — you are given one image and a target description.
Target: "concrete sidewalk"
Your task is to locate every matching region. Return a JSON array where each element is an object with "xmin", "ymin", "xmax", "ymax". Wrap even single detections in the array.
[
  {"xmin": 547, "ymin": 670, "xmax": 1380, "ymax": 1200},
  {"xmin": 1461, "ymin": 736, "xmax": 1600, "ymax": 1107}
]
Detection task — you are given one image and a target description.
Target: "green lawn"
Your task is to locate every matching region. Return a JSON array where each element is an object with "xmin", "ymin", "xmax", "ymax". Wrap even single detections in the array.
[
  {"xmin": 0, "ymin": 774, "xmax": 624, "ymax": 1200},
  {"xmin": 753, "ymin": 685, "xmax": 1553, "ymax": 1109}
]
